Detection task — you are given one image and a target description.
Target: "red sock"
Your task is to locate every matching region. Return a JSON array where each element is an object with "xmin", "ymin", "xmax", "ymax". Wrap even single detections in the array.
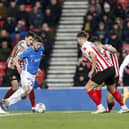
[
  {"xmin": 29, "ymin": 89, "xmax": 35, "ymax": 108},
  {"xmin": 112, "ymin": 90, "xmax": 123, "ymax": 106},
  {"xmin": 88, "ymin": 89, "xmax": 101, "ymax": 106},
  {"xmin": 108, "ymin": 101, "xmax": 115, "ymax": 111},
  {"xmin": 3, "ymin": 88, "xmax": 16, "ymax": 99},
  {"xmin": 96, "ymin": 89, "xmax": 102, "ymax": 101}
]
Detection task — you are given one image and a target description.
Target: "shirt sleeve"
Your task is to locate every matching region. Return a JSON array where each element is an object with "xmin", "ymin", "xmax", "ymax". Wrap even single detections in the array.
[
  {"xmin": 119, "ymin": 55, "xmax": 129, "ymax": 78},
  {"xmin": 83, "ymin": 47, "xmax": 91, "ymax": 56},
  {"xmin": 18, "ymin": 48, "xmax": 30, "ymax": 60}
]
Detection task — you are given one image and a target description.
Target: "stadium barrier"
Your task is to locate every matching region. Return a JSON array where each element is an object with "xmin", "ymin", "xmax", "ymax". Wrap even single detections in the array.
[{"xmin": 0, "ymin": 87, "xmax": 128, "ymax": 111}]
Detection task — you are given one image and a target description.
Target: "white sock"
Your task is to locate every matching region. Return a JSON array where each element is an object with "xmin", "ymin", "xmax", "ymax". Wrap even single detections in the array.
[{"xmin": 7, "ymin": 88, "xmax": 25, "ymax": 106}]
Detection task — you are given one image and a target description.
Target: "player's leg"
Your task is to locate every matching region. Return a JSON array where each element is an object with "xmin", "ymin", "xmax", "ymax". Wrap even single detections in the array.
[
  {"xmin": 95, "ymin": 83, "xmax": 105, "ymax": 110},
  {"xmin": 122, "ymin": 87, "xmax": 129, "ymax": 104},
  {"xmin": 1, "ymin": 71, "xmax": 35, "ymax": 111},
  {"xmin": 3, "ymin": 69, "xmax": 19, "ymax": 99},
  {"xmin": 107, "ymin": 84, "xmax": 129, "ymax": 113},
  {"xmin": 96, "ymin": 86, "xmax": 102, "ymax": 101},
  {"xmin": 106, "ymin": 91, "xmax": 115, "ymax": 112},
  {"xmin": 29, "ymin": 89, "xmax": 36, "ymax": 112},
  {"xmin": 106, "ymin": 77, "xmax": 119, "ymax": 112},
  {"xmin": 85, "ymin": 79, "xmax": 106, "ymax": 113}
]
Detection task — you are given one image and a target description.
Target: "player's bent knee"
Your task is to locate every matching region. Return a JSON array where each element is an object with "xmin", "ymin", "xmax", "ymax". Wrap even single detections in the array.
[{"xmin": 84, "ymin": 80, "xmax": 96, "ymax": 92}]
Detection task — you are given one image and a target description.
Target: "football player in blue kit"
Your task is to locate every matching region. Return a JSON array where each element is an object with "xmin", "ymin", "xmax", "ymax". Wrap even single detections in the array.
[{"xmin": 1, "ymin": 35, "xmax": 44, "ymax": 111}]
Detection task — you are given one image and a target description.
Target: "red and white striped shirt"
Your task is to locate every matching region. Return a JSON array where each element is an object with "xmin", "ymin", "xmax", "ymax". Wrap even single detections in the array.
[
  {"xmin": 8, "ymin": 40, "xmax": 28, "ymax": 69},
  {"xmin": 81, "ymin": 41, "xmax": 113, "ymax": 72},
  {"xmin": 100, "ymin": 45, "xmax": 119, "ymax": 77}
]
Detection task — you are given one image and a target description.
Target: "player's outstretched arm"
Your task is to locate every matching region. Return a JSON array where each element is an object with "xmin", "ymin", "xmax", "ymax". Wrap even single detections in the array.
[
  {"xmin": 88, "ymin": 52, "xmax": 96, "ymax": 78},
  {"xmin": 102, "ymin": 45, "xmax": 117, "ymax": 53},
  {"xmin": 13, "ymin": 56, "xmax": 22, "ymax": 74}
]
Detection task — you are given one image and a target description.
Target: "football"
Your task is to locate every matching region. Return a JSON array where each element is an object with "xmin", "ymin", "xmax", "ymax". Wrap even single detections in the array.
[{"xmin": 35, "ymin": 103, "xmax": 46, "ymax": 113}]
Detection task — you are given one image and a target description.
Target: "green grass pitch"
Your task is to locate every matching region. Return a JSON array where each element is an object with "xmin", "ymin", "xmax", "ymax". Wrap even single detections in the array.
[{"xmin": 0, "ymin": 111, "xmax": 128, "ymax": 129}]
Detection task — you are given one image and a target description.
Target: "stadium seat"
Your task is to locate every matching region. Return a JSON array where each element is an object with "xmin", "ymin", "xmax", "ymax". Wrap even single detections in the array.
[{"xmin": 0, "ymin": 61, "xmax": 6, "ymax": 70}]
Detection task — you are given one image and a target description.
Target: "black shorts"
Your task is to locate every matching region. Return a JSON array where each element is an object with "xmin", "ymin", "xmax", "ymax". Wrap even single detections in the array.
[
  {"xmin": 92, "ymin": 66, "xmax": 115, "ymax": 85},
  {"xmin": 8, "ymin": 68, "xmax": 20, "ymax": 81}
]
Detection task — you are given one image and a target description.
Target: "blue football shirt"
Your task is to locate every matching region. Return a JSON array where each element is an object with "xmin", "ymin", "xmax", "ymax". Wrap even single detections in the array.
[{"xmin": 18, "ymin": 46, "xmax": 44, "ymax": 75}]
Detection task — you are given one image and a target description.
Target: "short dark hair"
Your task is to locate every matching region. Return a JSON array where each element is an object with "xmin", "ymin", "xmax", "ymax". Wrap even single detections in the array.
[
  {"xmin": 34, "ymin": 35, "xmax": 43, "ymax": 43},
  {"xmin": 26, "ymin": 31, "xmax": 35, "ymax": 38},
  {"xmin": 77, "ymin": 31, "xmax": 89, "ymax": 38}
]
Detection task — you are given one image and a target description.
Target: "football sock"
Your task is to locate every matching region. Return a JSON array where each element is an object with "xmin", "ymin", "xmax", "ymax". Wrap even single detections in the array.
[
  {"xmin": 29, "ymin": 89, "xmax": 35, "ymax": 108},
  {"xmin": 3, "ymin": 88, "xmax": 16, "ymax": 99},
  {"xmin": 7, "ymin": 88, "xmax": 24, "ymax": 106},
  {"xmin": 96, "ymin": 89, "xmax": 102, "ymax": 101},
  {"xmin": 112, "ymin": 90, "xmax": 123, "ymax": 106},
  {"xmin": 88, "ymin": 89, "xmax": 101, "ymax": 106}
]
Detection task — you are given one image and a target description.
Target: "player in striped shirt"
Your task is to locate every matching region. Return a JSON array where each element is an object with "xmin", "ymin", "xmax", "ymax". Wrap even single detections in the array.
[
  {"xmin": 94, "ymin": 41, "xmax": 119, "ymax": 112},
  {"xmin": 3, "ymin": 31, "xmax": 36, "ymax": 112},
  {"xmin": 77, "ymin": 31, "xmax": 129, "ymax": 113}
]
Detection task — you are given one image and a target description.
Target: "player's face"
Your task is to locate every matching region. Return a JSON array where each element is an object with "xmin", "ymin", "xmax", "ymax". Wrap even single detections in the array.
[
  {"xmin": 77, "ymin": 37, "xmax": 81, "ymax": 44},
  {"xmin": 33, "ymin": 41, "xmax": 42, "ymax": 50},
  {"xmin": 26, "ymin": 36, "xmax": 34, "ymax": 46},
  {"xmin": 77, "ymin": 37, "xmax": 86, "ymax": 46}
]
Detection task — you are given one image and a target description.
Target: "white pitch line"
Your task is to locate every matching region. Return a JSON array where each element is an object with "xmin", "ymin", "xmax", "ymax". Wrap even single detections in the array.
[{"xmin": 0, "ymin": 112, "xmax": 32, "ymax": 117}]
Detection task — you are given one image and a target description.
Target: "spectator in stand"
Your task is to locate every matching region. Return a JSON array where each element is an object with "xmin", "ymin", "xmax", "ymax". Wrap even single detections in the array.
[
  {"xmin": 111, "ymin": 22, "xmax": 122, "ymax": 40},
  {"xmin": 109, "ymin": 31, "xmax": 121, "ymax": 52},
  {"xmin": 74, "ymin": 58, "xmax": 90, "ymax": 86},
  {"xmin": 83, "ymin": 14, "xmax": 97, "ymax": 36},
  {"xmin": 49, "ymin": 0, "xmax": 62, "ymax": 28},
  {"xmin": 44, "ymin": 7, "xmax": 54, "ymax": 28},
  {"xmin": 115, "ymin": 3, "xmax": 125, "ymax": 19},
  {"xmin": 0, "ymin": 1, "xmax": 7, "ymax": 19},
  {"xmin": 122, "ymin": 20, "xmax": 129, "ymax": 44},
  {"xmin": 0, "ymin": 40, "xmax": 11, "ymax": 61},
  {"xmin": 3, "ymin": 16, "xmax": 15, "ymax": 33},
  {"xmin": 87, "ymin": 4, "xmax": 99, "ymax": 21},
  {"xmin": 17, "ymin": 4, "xmax": 29, "ymax": 26},
  {"xmin": 0, "ymin": 30, "xmax": 11, "ymax": 47},
  {"xmin": 6, "ymin": 0, "xmax": 19, "ymax": 20},
  {"xmin": 29, "ymin": 6, "xmax": 44, "ymax": 28},
  {"xmin": 95, "ymin": 22, "xmax": 109, "ymax": 44},
  {"xmin": 115, "ymin": 17, "xmax": 123, "ymax": 30},
  {"xmin": 101, "ymin": 2, "xmax": 115, "ymax": 21},
  {"xmin": 11, "ymin": 20, "xmax": 27, "ymax": 39},
  {"xmin": 11, "ymin": 31, "xmax": 23, "ymax": 47},
  {"xmin": 101, "ymin": 14, "xmax": 113, "ymax": 31},
  {"xmin": 34, "ymin": 1, "xmax": 42, "ymax": 10},
  {"xmin": 41, "ymin": 22, "xmax": 54, "ymax": 40}
]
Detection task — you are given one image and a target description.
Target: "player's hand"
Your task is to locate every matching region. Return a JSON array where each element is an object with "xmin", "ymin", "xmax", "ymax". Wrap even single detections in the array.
[
  {"xmin": 17, "ymin": 67, "xmax": 22, "ymax": 74},
  {"xmin": 119, "ymin": 77, "xmax": 123, "ymax": 86},
  {"xmin": 88, "ymin": 70, "xmax": 94, "ymax": 79}
]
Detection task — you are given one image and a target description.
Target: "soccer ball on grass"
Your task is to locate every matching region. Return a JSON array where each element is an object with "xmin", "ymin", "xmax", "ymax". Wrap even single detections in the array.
[{"xmin": 35, "ymin": 103, "xmax": 46, "ymax": 113}]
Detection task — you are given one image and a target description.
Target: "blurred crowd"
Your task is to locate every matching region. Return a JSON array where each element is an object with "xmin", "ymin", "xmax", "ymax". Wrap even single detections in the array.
[
  {"xmin": 0, "ymin": 0, "xmax": 62, "ymax": 87},
  {"xmin": 74, "ymin": 0, "xmax": 129, "ymax": 87}
]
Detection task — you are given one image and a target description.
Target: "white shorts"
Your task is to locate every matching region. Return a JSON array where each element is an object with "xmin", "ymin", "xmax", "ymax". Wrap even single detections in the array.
[{"xmin": 20, "ymin": 71, "xmax": 36, "ymax": 92}]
